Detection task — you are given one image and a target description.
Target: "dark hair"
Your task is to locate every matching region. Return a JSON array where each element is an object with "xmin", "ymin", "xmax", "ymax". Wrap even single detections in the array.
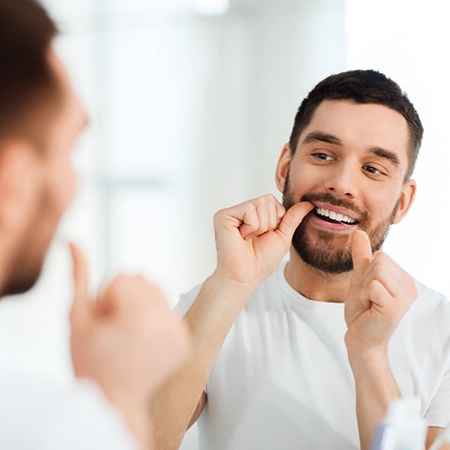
[
  {"xmin": 0, "ymin": 0, "xmax": 62, "ymax": 148},
  {"xmin": 288, "ymin": 70, "xmax": 423, "ymax": 180}
]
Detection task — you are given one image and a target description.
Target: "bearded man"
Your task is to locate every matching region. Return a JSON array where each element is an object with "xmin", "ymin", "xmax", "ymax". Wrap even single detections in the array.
[
  {"xmin": 0, "ymin": 1, "xmax": 190, "ymax": 448},
  {"xmin": 151, "ymin": 70, "xmax": 450, "ymax": 450}
]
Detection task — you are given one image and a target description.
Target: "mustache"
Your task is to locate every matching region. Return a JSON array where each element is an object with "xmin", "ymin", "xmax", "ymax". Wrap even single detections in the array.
[{"xmin": 299, "ymin": 192, "xmax": 368, "ymax": 223}]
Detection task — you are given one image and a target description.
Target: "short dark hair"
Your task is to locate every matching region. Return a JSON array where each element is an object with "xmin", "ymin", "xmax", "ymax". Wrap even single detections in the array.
[
  {"xmin": 0, "ymin": 0, "xmax": 62, "ymax": 149},
  {"xmin": 288, "ymin": 70, "xmax": 423, "ymax": 180}
]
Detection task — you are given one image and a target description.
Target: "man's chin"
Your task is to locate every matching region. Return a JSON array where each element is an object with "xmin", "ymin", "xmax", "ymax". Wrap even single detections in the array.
[
  {"xmin": 292, "ymin": 234, "xmax": 354, "ymax": 274},
  {"xmin": 297, "ymin": 250, "xmax": 354, "ymax": 274}
]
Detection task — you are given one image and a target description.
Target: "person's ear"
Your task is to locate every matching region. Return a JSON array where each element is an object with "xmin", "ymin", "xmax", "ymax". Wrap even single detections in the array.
[
  {"xmin": 275, "ymin": 144, "xmax": 292, "ymax": 193},
  {"xmin": 0, "ymin": 139, "xmax": 40, "ymax": 230},
  {"xmin": 392, "ymin": 179, "xmax": 416, "ymax": 224}
]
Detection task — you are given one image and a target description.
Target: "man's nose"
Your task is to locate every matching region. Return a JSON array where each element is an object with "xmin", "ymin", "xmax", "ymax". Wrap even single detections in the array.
[{"xmin": 324, "ymin": 162, "xmax": 358, "ymax": 199}]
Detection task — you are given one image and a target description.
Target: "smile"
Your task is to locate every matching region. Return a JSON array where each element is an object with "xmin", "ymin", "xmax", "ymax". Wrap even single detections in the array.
[{"xmin": 314, "ymin": 207, "xmax": 358, "ymax": 225}]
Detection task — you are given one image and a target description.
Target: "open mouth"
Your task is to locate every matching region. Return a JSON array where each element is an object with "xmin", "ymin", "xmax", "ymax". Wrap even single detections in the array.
[{"xmin": 314, "ymin": 207, "xmax": 358, "ymax": 225}]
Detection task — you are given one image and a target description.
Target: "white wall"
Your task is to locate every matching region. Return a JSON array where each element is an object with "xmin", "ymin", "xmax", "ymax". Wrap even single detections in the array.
[{"xmin": 346, "ymin": 0, "xmax": 450, "ymax": 299}]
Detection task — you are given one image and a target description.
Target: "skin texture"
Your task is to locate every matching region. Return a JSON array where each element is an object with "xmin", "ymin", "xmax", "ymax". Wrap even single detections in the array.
[
  {"xmin": 150, "ymin": 196, "xmax": 314, "ymax": 449},
  {"xmin": 150, "ymin": 99, "xmax": 447, "ymax": 450},
  {"xmin": 0, "ymin": 49, "xmax": 191, "ymax": 450},
  {"xmin": 0, "ymin": 51, "xmax": 82, "ymax": 297}
]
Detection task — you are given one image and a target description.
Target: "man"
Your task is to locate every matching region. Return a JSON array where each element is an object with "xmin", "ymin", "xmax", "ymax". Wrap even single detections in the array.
[
  {"xmin": 151, "ymin": 70, "xmax": 450, "ymax": 449},
  {"xmin": 0, "ymin": 1, "xmax": 189, "ymax": 449}
]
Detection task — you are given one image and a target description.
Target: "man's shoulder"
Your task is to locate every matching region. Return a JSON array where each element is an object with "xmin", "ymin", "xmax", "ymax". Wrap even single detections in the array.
[
  {"xmin": 405, "ymin": 278, "xmax": 450, "ymax": 327},
  {"xmin": 0, "ymin": 367, "xmax": 137, "ymax": 448},
  {"xmin": 414, "ymin": 278, "xmax": 449, "ymax": 305}
]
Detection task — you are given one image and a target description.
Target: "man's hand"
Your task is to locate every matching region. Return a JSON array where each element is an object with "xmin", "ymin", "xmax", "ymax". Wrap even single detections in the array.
[
  {"xmin": 212, "ymin": 194, "xmax": 314, "ymax": 290},
  {"xmin": 344, "ymin": 230, "xmax": 418, "ymax": 353},
  {"xmin": 69, "ymin": 243, "xmax": 191, "ymax": 448},
  {"xmin": 344, "ymin": 231, "xmax": 418, "ymax": 450}
]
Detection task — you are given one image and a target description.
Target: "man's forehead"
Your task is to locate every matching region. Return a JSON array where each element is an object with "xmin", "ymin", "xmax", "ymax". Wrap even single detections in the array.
[{"xmin": 298, "ymin": 99, "xmax": 410, "ymax": 155}]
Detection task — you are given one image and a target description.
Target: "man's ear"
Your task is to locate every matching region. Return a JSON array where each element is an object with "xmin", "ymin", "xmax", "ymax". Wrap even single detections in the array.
[
  {"xmin": 392, "ymin": 178, "xmax": 417, "ymax": 224},
  {"xmin": 0, "ymin": 139, "xmax": 40, "ymax": 230},
  {"xmin": 275, "ymin": 144, "xmax": 292, "ymax": 193}
]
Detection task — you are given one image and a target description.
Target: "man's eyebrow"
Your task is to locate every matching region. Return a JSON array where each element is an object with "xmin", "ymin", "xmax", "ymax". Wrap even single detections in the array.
[
  {"xmin": 301, "ymin": 132, "xmax": 402, "ymax": 166},
  {"xmin": 369, "ymin": 147, "xmax": 401, "ymax": 166},
  {"xmin": 302, "ymin": 131, "xmax": 342, "ymax": 146}
]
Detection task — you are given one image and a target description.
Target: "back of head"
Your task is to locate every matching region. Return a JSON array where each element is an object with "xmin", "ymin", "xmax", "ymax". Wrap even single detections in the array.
[
  {"xmin": 0, "ymin": 0, "xmax": 60, "ymax": 148},
  {"xmin": 289, "ymin": 70, "xmax": 423, "ymax": 180}
]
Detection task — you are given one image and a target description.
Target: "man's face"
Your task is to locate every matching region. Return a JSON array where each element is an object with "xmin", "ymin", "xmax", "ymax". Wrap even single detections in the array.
[
  {"xmin": 277, "ymin": 99, "xmax": 416, "ymax": 274},
  {"xmin": 3, "ymin": 51, "xmax": 87, "ymax": 296}
]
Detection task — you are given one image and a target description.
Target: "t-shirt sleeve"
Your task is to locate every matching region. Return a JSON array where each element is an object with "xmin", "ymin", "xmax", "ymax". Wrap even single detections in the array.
[
  {"xmin": 43, "ymin": 379, "xmax": 139, "ymax": 450},
  {"xmin": 420, "ymin": 287, "xmax": 450, "ymax": 428},
  {"xmin": 424, "ymin": 363, "xmax": 450, "ymax": 428},
  {"xmin": 0, "ymin": 373, "xmax": 139, "ymax": 450}
]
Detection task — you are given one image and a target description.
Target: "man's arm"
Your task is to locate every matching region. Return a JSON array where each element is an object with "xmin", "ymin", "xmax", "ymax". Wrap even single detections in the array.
[
  {"xmin": 69, "ymin": 244, "xmax": 190, "ymax": 450},
  {"xmin": 347, "ymin": 231, "xmax": 450, "ymax": 450},
  {"xmin": 345, "ymin": 230, "xmax": 418, "ymax": 450},
  {"xmin": 427, "ymin": 427, "xmax": 450, "ymax": 450},
  {"xmin": 150, "ymin": 195, "xmax": 313, "ymax": 449}
]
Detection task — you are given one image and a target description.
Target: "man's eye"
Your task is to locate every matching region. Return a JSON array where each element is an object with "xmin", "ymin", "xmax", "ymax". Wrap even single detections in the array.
[
  {"xmin": 314, "ymin": 153, "xmax": 334, "ymax": 161},
  {"xmin": 363, "ymin": 165, "xmax": 382, "ymax": 175}
]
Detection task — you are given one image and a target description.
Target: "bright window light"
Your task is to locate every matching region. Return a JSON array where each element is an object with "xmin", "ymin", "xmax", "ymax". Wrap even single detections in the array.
[{"xmin": 194, "ymin": 0, "xmax": 229, "ymax": 16}]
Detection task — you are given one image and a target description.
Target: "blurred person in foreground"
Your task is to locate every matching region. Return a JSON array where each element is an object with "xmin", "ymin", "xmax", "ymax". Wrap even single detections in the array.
[
  {"xmin": 0, "ymin": 0, "xmax": 190, "ymax": 449},
  {"xmin": 151, "ymin": 70, "xmax": 450, "ymax": 449}
]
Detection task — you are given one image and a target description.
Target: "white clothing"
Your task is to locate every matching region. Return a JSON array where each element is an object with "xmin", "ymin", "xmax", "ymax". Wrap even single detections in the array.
[
  {"xmin": 179, "ymin": 261, "xmax": 450, "ymax": 450},
  {"xmin": 0, "ymin": 365, "xmax": 138, "ymax": 450}
]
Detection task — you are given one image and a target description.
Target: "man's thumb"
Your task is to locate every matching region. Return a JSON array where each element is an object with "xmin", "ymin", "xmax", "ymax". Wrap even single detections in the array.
[
  {"xmin": 351, "ymin": 230, "xmax": 372, "ymax": 280},
  {"xmin": 277, "ymin": 201, "xmax": 314, "ymax": 246}
]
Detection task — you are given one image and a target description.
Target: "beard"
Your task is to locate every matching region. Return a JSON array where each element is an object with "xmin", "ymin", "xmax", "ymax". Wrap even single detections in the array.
[
  {"xmin": 1, "ymin": 261, "xmax": 44, "ymax": 297},
  {"xmin": 1, "ymin": 185, "xmax": 54, "ymax": 297},
  {"xmin": 282, "ymin": 172, "xmax": 400, "ymax": 274},
  {"xmin": 1, "ymin": 219, "xmax": 48, "ymax": 297}
]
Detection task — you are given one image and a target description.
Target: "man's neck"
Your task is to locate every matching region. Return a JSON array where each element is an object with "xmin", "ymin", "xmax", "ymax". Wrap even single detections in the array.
[{"xmin": 284, "ymin": 249, "xmax": 353, "ymax": 303}]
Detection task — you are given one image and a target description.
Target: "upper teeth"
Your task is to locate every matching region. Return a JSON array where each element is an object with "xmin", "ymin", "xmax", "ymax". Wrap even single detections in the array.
[{"xmin": 316, "ymin": 207, "xmax": 357, "ymax": 224}]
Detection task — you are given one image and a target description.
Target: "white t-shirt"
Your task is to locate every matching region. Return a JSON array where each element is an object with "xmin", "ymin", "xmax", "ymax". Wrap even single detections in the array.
[
  {"xmin": 0, "ymin": 367, "xmax": 138, "ymax": 450},
  {"xmin": 179, "ymin": 261, "xmax": 450, "ymax": 450}
]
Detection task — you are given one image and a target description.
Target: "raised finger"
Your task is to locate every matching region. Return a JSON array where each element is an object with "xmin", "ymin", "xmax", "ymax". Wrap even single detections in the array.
[
  {"xmin": 351, "ymin": 230, "xmax": 372, "ymax": 285},
  {"xmin": 69, "ymin": 242, "xmax": 91, "ymax": 324}
]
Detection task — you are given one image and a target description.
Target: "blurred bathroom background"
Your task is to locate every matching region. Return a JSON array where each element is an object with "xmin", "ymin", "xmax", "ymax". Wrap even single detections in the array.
[{"xmin": 0, "ymin": 1, "xmax": 448, "ymax": 448}]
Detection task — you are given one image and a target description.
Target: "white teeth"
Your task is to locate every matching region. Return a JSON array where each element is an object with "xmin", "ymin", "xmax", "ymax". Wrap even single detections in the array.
[{"xmin": 315, "ymin": 207, "xmax": 356, "ymax": 224}]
